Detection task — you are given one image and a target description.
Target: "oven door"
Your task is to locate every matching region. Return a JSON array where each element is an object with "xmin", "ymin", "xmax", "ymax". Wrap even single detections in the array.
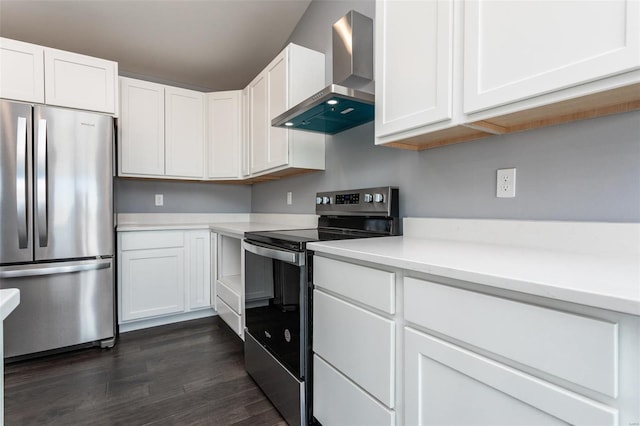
[{"xmin": 243, "ymin": 240, "xmax": 307, "ymax": 380}]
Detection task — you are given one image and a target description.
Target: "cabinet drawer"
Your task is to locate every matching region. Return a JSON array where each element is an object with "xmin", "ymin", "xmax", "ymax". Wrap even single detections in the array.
[
  {"xmin": 216, "ymin": 278, "xmax": 241, "ymax": 314},
  {"xmin": 314, "ymin": 355, "xmax": 395, "ymax": 426},
  {"xmin": 404, "ymin": 277, "xmax": 618, "ymax": 397},
  {"xmin": 313, "ymin": 290, "xmax": 395, "ymax": 407},
  {"xmin": 404, "ymin": 327, "xmax": 617, "ymax": 426},
  {"xmin": 120, "ymin": 231, "xmax": 184, "ymax": 251},
  {"xmin": 216, "ymin": 297, "xmax": 242, "ymax": 335},
  {"xmin": 314, "ymin": 256, "xmax": 395, "ymax": 314}
]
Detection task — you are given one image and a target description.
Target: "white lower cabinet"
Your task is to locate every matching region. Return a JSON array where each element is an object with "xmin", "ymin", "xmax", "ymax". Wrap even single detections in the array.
[
  {"xmin": 312, "ymin": 254, "xmax": 639, "ymax": 426},
  {"xmin": 118, "ymin": 229, "xmax": 212, "ymax": 328},
  {"xmin": 314, "ymin": 355, "xmax": 395, "ymax": 426},
  {"xmin": 404, "ymin": 327, "xmax": 616, "ymax": 426}
]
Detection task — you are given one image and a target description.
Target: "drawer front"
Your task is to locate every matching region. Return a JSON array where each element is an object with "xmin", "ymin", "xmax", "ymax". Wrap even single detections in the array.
[
  {"xmin": 404, "ymin": 327, "xmax": 617, "ymax": 426},
  {"xmin": 120, "ymin": 231, "xmax": 184, "ymax": 251},
  {"xmin": 404, "ymin": 277, "xmax": 618, "ymax": 397},
  {"xmin": 314, "ymin": 256, "xmax": 395, "ymax": 314},
  {"xmin": 314, "ymin": 355, "xmax": 395, "ymax": 426},
  {"xmin": 313, "ymin": 290, "xmax": 395, "ymax": 407},
  {"xmin": 216, "ymin": 297, "xmax": 242, "ymax": 335},
  {"xmin": 216, "ymin": 279, "xmax": 241, "ymax": 314}
]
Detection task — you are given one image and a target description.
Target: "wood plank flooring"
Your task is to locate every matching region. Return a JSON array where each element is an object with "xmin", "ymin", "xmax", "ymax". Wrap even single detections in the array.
[{"xmin": 4, "ymin": 317, "xmax": 286, "ymax": 425}]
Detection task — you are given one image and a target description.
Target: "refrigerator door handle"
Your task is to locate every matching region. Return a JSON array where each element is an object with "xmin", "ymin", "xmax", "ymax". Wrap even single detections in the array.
[
  {"xmin": 16, "ymin": 116, "xmax": 28, "ymax": 249},
  {"xmin": 36, "ymin": 118, "xmax": 48, "ymax": 247},
  {"xmin": 0, "ymin": 259, "xmax": 111, "ymax": 279}
]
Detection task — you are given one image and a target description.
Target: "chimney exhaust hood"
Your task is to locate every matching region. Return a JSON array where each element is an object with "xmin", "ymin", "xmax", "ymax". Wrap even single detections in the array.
[{"xmin": 272, "ymin": 10, "xmax": 374, "ymax": 135}]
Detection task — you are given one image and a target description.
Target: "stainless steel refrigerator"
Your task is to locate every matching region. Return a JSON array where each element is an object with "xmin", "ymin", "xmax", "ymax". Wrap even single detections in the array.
[{"xmin": 0, "ymin": 99, "xmax": 115, "ymax": 359}]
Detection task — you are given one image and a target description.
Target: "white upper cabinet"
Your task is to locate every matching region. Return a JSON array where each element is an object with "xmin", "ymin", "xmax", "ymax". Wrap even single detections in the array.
[
  {"xmin": 206, "ymin": 91, "xmax": 241, "ymax": 179},
  {"xmin": 0, "ymin": 38, "xmax": 45, "ymax": 103},
  {"xmin": 249, "ymin": 43, "xmax": 325, "ymax": 176},
  {"xmin": 44, "ymin": 48, "xmax": 117, "ymax": 114},
  {"xmin": 119, "ymin": 77, "xmax": 165, "ymax": 176},
  {"xmin": 464, "ymin": 0, "xmax": 640, "ymax": 114},
  {"xmin": 0, "ymin": 37, "xmax": 117, "ymax": 114},
  {"xmin": 119, "ymin": 77, "xmax": 205, "ymax": 180},
  {"xmin": 165, "ymin": 86, "xmax": 205, "ymax": 178},
  {"xmin": 375, "ymin": 0, "xmax": 454, "ymax": 138}
]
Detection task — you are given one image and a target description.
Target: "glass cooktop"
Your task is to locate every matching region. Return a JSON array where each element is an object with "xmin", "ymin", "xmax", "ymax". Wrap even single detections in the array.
[{"xmin": 245, "ymin": 227, "xmax": 388, "ymax": 252}]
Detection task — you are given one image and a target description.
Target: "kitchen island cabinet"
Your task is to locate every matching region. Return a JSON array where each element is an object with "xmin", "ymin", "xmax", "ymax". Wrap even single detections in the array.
[{"xmin": 309, "ymin": 218, "xmax": 640, "ymax": 425}]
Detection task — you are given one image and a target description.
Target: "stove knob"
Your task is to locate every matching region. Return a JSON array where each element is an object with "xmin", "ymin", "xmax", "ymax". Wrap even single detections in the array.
[
  {"xmin": 322, "ymin": 196, "xmax": 331, "ymax": 204},
  {"xmin": 363, "ymin": 193, "xmax": 373, "ymax": 203},
  {"xmin": 316, "ymin": 197, "xmax": 322, "ymax": 205},
  {"xmin": 373, "ymin": 193, "xmax": 384, "ymax": 203}
]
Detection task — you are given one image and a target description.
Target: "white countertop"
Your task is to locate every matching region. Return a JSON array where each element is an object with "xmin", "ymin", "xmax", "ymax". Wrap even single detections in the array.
[
  {"xmin": 116, "ymin": 213, "xmax": 318, "ymax": 238},
  {"xmin": 308, "ymin": 219, "xmax": 640, "ymax": 316},
  {"xmin": 0, "ymin": 289, "xmax": 20, "ymax": 321}
]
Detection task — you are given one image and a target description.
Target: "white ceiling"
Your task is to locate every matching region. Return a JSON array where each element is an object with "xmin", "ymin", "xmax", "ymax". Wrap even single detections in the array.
[{"xmin": 0, "ymin": 0, "xmax": 313, "ymax": 91}]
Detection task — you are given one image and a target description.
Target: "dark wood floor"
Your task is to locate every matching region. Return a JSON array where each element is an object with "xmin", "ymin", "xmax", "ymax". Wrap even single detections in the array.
[{"xmin": 4, "ymin": 317, "xmax": 286, "ymax": 425}]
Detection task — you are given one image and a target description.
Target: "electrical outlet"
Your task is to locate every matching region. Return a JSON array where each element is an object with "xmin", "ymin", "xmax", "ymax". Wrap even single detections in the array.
[
  {"xmin": 155, "ymin": 194, "xmax": 164, "ymax": 206},
  {"xmin": 496, "ymin": 168, "xmax": 516, "ymax": 198},
  {"xmin": 286, "ymin": 191, "xmax": 293, "ymax": 205}
]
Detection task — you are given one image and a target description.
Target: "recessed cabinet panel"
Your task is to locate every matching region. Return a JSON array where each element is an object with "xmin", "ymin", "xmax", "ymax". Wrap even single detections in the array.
[
  {"xmin": 44, "ymin": 48, "xmax": 117, "ymax": 113},
  {"xmin": 266, "ymin": 52, "xmax": 289, "ymax": 170},
  {"xmin": 404, "ymin": 328, "xmax": 618, "ymax": 426},
  {"xmin": 119, "ymin": 77, "xmax": 165, "ymax": 176},
  {"xmin": 188, "ymin": 231, "xmax": 211, "ymax": 310},
  {"xmin": 404, "ymin": 277, "xmax": 619, "ymax": 398},
  {"xmin": 206, "ymin": 91, "xmax": 241, "ymax": 179},
  {"xmin": 375, "ymin": 0, "xmax": 453, "ymax": 138},
  {"xmin": 313, "ymin": 289, "xmax": 395, "ymax": 408},
  {"xmin": 120, "ymin": 248, "xmax": 185, "ymax": 321},
  {"xmin": 464, "ymin": 0, "xmax": 640, "ymax": 113},
  {"xmin": 0, "ymin": 38, "xmax": 45, "ymax": 103},
  {"xmin": 249, "ymin": 73, "xmax": 268, "ymax": 174},
  {"xmin": 165, "ymin": 87, "xmax": 205, "ymax": 178},
  {"xmin": 314, "ymin": 355, "xmax": 395, "ymax": 426}
]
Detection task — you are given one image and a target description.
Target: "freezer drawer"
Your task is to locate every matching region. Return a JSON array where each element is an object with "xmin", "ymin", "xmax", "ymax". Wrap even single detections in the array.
[{"xmin": 0, "ymin": 259, "xmax": 115, "ymax": 358}]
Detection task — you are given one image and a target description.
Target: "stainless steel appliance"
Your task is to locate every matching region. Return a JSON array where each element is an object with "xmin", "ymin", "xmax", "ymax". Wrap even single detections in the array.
[
  {"xmin": 0, "ymin": 99, "xmax": 115, "ymax": 359},
  {"xmin": 243, "ymin": 186, "xmax": 399, "ymax": 425},
  {"xmin": 272, "ymin": 10, "xmax": 375, "ymax": 135}
]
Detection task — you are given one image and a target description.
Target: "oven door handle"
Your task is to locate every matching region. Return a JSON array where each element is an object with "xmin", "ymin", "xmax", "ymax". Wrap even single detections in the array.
[{"xmin": 243, "ymin": 241, "xmax": 305, "ymax": 266}]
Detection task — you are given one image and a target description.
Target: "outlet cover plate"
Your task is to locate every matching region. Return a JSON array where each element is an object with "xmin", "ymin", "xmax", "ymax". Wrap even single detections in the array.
[
  {"xmin": 496, "ymin": 168, "xmax": 516, "ymax": 198},
  {"xmin": 155, "ymin": 194, "xmax": 164, "ymax": 206}
]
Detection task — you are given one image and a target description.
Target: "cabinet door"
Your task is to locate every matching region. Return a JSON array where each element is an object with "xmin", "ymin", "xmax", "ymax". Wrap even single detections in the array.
[
  {"xmin": 266, "ymin": 50, "xmax": 289, "ymax": 170},
  {"xmin": 120, "ymin": 247, "xmax": 185, "ymax": 321},
  {"xmin": 464, "ymin": 0, "xmax": 640, "ymax": 113},
  {"xmin": 404, "ymin": 327, "xmax": 618, "ymax": 426},
  {"xmin": 119, "ymin": 77, "xmax": 165, "ymax": 176},
  {"xmin": 206, "ymin": 91, "xmax": 240, "ymax": 179},
  {"xmin": 187, "ymin": 231, "xmax": 211, "ymax": 310},
  {"xmin": 249, "ymin": 72, "xmax": 268, "ymax": 174},
  {"xmin": 165, "ymin": 87, "xmax": 205, "ymax": 178},
  {"xmin": 375, "ymin": 0, "xmax": 453, "ymax": 138},
  {"xmin": 44, "ymin": 48, "xmax": 117, "ymax": 113},
  {"xmin": 0, "ymin": 38, "xmax": 45, "ymax": 103}
]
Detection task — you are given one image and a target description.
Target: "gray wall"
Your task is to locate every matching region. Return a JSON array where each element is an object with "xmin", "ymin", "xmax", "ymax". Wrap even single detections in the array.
[
  {"xmin": 251, "ymin": 0, "xmax": 640, "ymax": 223},
  {"xmin": 116, "ymin": 179, "xmax": 251, "ymax": 214}
]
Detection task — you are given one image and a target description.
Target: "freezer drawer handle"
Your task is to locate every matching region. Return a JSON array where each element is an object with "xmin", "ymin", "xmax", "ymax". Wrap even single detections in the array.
[
  {"xmin": 243, "ymin": 241, "xmax": 304, "ymax": 266},
  {"xmin": 36, "ymin": 118, "xmax": 48, "ymax": 247},
  {"xmin": 0, "ymin": 259, "xmax": 111, "ymax": 279},
  {"xmin": 16, "ymin": 116, "xmax": 28, "ymax": 249}
]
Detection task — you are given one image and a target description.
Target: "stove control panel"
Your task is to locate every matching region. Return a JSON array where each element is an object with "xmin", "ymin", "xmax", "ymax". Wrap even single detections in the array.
[{"xmin": 315, "ymin": 186, "xmax": 398, "ymax": 217}]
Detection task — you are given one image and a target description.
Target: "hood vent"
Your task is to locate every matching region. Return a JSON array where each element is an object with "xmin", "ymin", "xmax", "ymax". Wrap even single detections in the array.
[{"xmin": 272, "ymin": 10, "xmax": 374, "ymax": 135}]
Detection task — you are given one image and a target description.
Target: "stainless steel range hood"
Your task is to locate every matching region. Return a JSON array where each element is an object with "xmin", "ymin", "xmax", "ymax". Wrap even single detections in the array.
[{"xmin": 272, "ymin": 10, "xmax": 374, "ymax": 135}]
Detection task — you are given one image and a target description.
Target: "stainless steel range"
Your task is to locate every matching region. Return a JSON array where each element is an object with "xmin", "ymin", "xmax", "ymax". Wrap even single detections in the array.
[{"xmin": 243, "ymin": 186, "xmax": 399, "ymax": 425}]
